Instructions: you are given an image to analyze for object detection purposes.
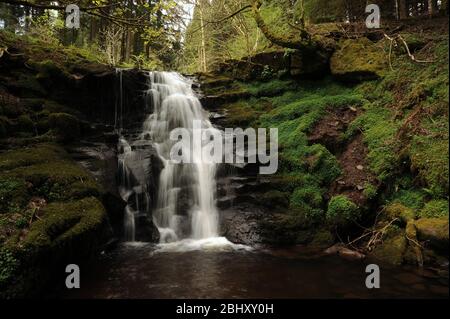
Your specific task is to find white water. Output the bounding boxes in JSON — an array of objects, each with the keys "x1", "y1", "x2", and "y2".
[{"x1": 118, "y1": 71, "x2": 223, "y2": 245}]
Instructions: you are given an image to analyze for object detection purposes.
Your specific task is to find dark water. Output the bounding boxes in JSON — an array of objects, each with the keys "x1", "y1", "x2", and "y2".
[{"x1": 63, "y1": 243, "x2": 448, "y2": 299}]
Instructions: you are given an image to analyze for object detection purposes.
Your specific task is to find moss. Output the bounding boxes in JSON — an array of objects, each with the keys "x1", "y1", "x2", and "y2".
[
  {"x1": 17, "y1": 115, "x2": 35, "y2": 133},
  {"x1": 290, "y1": 186, "x2": 323, "y2": 208},
  {"x1": 311, "y1": 229, "x2": 335, "y2": 248},
  {"x1": 0, "y1": 178, "x2": 28, "y2": 214},
  {"x1": 48, "y1": 112, "x2": 80, "y2": 141},
  {"x1": 43, "y1": 101, "x2": 81, "y2": 117},
  {"x1": 19, "y1": 197, "x2": 106, "y2": 249},
  {"x1": 372, "y1": 233, "x2": 407, "y2": 266},
  {"x1": 261, "y1": 210, "x2": 315, "y2": 244},
  {"x1": 363, "y1": 182, "x2": 378, "y2": 200},
  {"x1": 11, "y1": 72, "x2": 47, "y2": 96},
  {"x1": 410, "y1": 135, "x2": 449, "y2": 198},
  {"x1": 391, "y1": 189, "x2": 427, "y2": 210},
  {"x1": 384, "y1": 203, "x2": 416, "y2": 223},
  {"x1": 0, "y1": 144, "x2": 102, "y2": 203},
  {"x1": 305, "y1": 144, "x2": 341, "y2": 185},
  {"x1": 330, "y1": 38, "x2": 387, "y2": 81},
  {"x1": 290, "y1": 186, "x2": 324, "y2": 220},
  {"x1": 415, "y1": 218, "x2": 449, "y2": 248},
  {"x1": 326, "y1": 195, "x2": 359, "y2": 227},
  {"x1": 0, "y1": 143, "x2": 67, "y2": 171},
  {"x1": 225, "y1": 101, "x2": 261, "y2": 127},
  {"x1": 418, "y1": 200, "x2": 449, "y2": 219}
]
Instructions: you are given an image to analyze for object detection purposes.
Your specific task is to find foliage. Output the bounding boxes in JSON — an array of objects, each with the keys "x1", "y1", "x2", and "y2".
[{"x1": 0, "y1": 248, "x2": 19, "y2": 287}]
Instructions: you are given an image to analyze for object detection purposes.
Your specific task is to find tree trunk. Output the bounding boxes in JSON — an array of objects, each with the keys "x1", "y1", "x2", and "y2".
[
  {"x1": 398, "y1": 0, "x2": 408, "y2": 19},
  {"x1": 198, "y1": 1, "x2": 207, "y2": 72},
  {"x1": 428, "y1": 0, "x2": 437, "y2": 16}
]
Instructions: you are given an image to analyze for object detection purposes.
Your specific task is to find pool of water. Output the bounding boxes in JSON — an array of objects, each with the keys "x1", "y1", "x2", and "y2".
[{"x1": 62, "y1": 241, "x2": 448, "y2": 299}]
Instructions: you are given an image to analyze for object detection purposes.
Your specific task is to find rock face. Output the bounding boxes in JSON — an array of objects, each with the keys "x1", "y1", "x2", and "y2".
[
  {"x1": 330, "y1": 37, "x2": 387, "y2": 82},
  {"x1": 211, "y1": 48, "x2": 330, "y2": 81}
]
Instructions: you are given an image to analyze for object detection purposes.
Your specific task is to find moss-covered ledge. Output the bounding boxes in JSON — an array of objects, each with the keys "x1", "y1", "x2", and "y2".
[{"x1": 0, "y1": 143, "x2": 112, "y2": 298}]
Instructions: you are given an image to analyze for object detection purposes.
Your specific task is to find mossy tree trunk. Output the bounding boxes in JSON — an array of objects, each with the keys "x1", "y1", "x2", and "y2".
[{"x1": 250, "y1": 0, "x2": 314, "y2": 51}]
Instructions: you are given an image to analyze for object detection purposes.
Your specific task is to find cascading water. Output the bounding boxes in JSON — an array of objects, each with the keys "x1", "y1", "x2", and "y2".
[{"x1": 117, "y1": 71, "x2": 221, "y2": 244}]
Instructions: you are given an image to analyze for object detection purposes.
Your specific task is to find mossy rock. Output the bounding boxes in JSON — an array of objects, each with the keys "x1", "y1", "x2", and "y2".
[
  {"x1": 371, "y1": 233, "x2": 407, "y2": 266},
  {"x1": 0, "y1": 144, "x2": 102, "y2": 202},
  {"x1": 415, "y1": 218, "x2": 449, "y2": 250},
  {"x1": 330, "y1": 38, "x2": 387, "y2": 82},
  {"x1": 48, "y1": 112, "x2": 80, "y2": 141},
  {"x1": 384, "y1": 202, "x2": 416, "y2": 224},
  {"x1": 19, "y1": 197, "x2": 107, "y2": 249},
  {"x1": 261, "y1": 210, "x2": 314, "y2": 244},
  {"x1": 16, "y1": 114, "x2": 35, "y2": 133},
  {"x1": 326, "y1": 195, "x2": 360, "y2": 227},
  {"x1": 0, "y1": 143, "x2": 67, "y2": 171},
  {"x1": 310, "y1": 229, "x2": 335, "y2": 248}
]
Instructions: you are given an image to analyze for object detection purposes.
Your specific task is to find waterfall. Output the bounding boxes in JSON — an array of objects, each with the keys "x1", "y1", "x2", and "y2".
[{"x1": 117, "y1": 71, "x2": 219, "y2": 243}]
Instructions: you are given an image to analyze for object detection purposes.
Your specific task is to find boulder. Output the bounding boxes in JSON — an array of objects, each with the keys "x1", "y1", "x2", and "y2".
[
  {"x1": 371, "y1": 233, "x2": 407, "y2": 265},
  {"x1": 415, "y1": 218, "x2": 449, "y2": 250},
  {"x1": 330, "y1": 37, "x2": 387, "y2": 82}
]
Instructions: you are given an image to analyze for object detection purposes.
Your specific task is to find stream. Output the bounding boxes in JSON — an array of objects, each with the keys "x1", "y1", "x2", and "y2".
[{"x1": 63, "y1": 243, "x2": 448, "y2": 299}]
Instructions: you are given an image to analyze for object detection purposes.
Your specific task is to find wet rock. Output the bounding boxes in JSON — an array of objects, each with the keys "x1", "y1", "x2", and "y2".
[
  {"x1": 324, "y1": 243, "x2": 366, "y2": 260},
  {"x1": 134, "y1": 213, "x2": 160, "y2": 243},
  {"x1": 219, "y1": 205, "x2": 269, "y2": 245}
]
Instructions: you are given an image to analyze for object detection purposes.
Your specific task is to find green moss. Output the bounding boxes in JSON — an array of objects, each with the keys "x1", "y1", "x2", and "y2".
[
  {"x1": 311, "y1": 229, "x2": 335, "y2": 247},
  {"x1": 418, "y1": 200, "x2": 449, "y2": 219},
  {"x1": 225, "y1": 101, "x2": 261, "y2": 127},
  {"x1": 363, "y1": 182, "x2": 378, "y2": 200},
  {"x1": 11, "y1": 72, "x2": 47, "y2": 96},
  {"x1": 410, "y1": 135, "x2": 449, "y2": 198},
  {"x1": 17, "y1": 115, "x2": 35, "y2": 133},
  {"x1": 20, "y1": 197, "x2": 106, "y2": 249},
  {"x1": 0, "y1": 144, "x2": 102, "y2": 202},
  {"x1": 384, "y1": 203, "x2": 416, "y2": 223},
  {"x1": 415, "y1": 218, "x2": 449, "y2": 249},
  {"x1": 305, "y1": 144, "x2": 341, "y2": 185},
  {"x1": 43, "y1": 101, "x2": 81, "y2": 117},
  {"x1": 391, "y1": 189, "x2": 427, "y2": 210},
  {"x1": 48, "y1": 112, "x2": 80, "y2": 141},
  {"x1": 0, "y1": 143, "x2": 66, "y2": 171},
  {"x1": 372, "y1": 233, "x2": 407, "y2": 266},
  {"x1": 290, "y1": 186, "x2": 324, "y2": 220},
  {"x1": 0, "y1": 178, "x2": 28, "y2": 214},
  {"x1": 326, "y1": 195, "x2": 359, "y2": 227}
]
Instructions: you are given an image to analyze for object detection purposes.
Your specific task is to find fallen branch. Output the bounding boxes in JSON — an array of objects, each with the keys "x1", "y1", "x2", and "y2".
[{"x1": 383, "y1": 33, "x2": 436, "y2": 69}]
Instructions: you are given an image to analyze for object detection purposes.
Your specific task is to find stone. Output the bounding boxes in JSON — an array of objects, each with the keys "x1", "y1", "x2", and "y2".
[
  {"x1": 415, "y1": 218, "x2": 449, "y2": 250},
  {"x1": 330, "y1": 37, "x2": 387, "y2": 82}
]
